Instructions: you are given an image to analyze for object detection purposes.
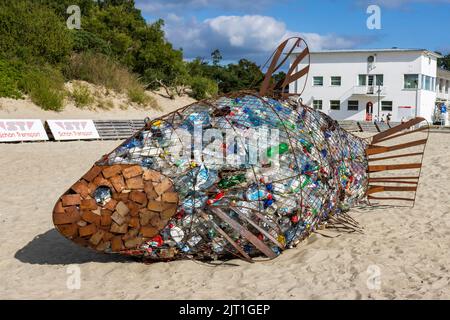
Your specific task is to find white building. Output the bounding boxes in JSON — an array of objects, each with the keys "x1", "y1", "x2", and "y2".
[
  {"x1": 289, "y1": 49, "x2": 449, "y2": 123},
  {"x1": 437, "y1": 68, "x2": 450, "y2": 124}
]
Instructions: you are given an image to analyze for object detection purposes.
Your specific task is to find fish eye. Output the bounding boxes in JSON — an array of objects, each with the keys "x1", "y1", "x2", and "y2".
[{"x1": 93, "y1": 186, "x2": 112, "y2": 206}]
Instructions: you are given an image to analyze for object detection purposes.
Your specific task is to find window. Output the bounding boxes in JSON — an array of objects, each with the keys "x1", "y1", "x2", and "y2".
[
  {"x1": 425, "y1": 76, "x2": 431, "y2": 91},
  {"x1": 358, "y1": 74, "x2": 383, "y2": 86},
  {"x1": 313, "y1": 76, "x2": 323, "y2": 86},
  {"x1": 381, "y1": 101, "x2": 393, "y2": 111},
  {"x1": 404, "y1": 74, "x2": 418, "y2": 89},
  {"x1": 348, "y1": 100, "x2": 359, "y2": 111},
  {"x1": 375, "y1": 74, "x2": 384, "y2": 86},
  {"x1": 313, "y1": 100, "x2": 322, "y2": 110},
  {"x1": 446, "y1": 81, "x2": 449, "y2": 94},
  {"x1": 330, "y1": 100, "x2": 340, "y2": 110},
  {"x1": 421, "y1": 75, "x2": 435, "y2": 91},
  {"x1": 331, "y1": 76, "x2": 341, "y2": 86},
  {"x1": 358, "y1": 75, "x2": 366, "y2": 86}
]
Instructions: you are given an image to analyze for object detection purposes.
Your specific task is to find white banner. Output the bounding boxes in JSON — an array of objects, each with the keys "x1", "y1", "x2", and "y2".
[
  {"x1": 0, "y1": 119, "x2": 49, "y2": 142},
  {"x1": 47, "y1": 120, "x2": 100, "y2": 140}
]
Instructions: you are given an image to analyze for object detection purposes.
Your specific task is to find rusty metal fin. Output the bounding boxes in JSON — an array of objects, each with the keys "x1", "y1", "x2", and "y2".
[
  {"x1": 365, "y1": 117, "x2": 429, "y2": 207},
  {"x1": 259, "y1": 37, "x2": 310, "y2": 98}
]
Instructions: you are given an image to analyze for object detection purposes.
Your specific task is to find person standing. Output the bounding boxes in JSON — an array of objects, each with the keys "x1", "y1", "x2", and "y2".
[{"x1": 386, "y1": 113, "x2": 391, "y2": 126}]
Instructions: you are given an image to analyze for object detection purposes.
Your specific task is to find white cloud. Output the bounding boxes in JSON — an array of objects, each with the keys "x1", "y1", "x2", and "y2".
[
  {"x1": 165, "y1": 14, "x2": 378, "y2": 61},
  {"x1": 204, "y1": 15, "x2": 288, "y2": 52},
  {"x1": 135, "y1": 0, "x2": 280, "y2": 14}
]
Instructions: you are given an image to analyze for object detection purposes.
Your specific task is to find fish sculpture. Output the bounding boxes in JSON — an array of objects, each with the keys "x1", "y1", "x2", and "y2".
[{"x1": 52, "y1": 38, "x2": 429, "y2": 262}]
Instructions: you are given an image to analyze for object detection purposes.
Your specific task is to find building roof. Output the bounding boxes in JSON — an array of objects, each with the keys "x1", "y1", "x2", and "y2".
[{"x1": 292, "y1": 48, "x2": 443, "y2": 58}]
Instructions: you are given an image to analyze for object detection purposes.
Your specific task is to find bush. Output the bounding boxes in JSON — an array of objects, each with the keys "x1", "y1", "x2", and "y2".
[
  {"x1": 189, "y1": 76, "x2": 219, "y2": 100},
  {"x1": 71, "y1": 30, "x2": 112, "y2": 56},
  {"x1": 20, "y1": 67, "x2": 66, "y2": 111},
  {"x1": 0, "y1": 59, "x2": 23, "y2": 99},
  {"x1": 72, "y1": 85, "x2": 94, "y2": 108}
]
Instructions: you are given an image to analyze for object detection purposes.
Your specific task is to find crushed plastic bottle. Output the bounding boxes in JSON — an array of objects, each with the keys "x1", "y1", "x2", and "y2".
[
  {"x1": 194, "y1": 165, "x2": 218, "y2": 191},
  {"x1": 267, "y1": 142, "x2": 289, "y2": 158},
  {"x1": 218, "y1": 174, "x2": 246, "y2": 189}
]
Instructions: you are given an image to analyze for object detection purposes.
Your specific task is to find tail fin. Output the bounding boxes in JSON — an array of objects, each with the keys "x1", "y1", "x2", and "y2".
[{"x1": 365, "y1": 117, "x2": 430, "y2": 207}]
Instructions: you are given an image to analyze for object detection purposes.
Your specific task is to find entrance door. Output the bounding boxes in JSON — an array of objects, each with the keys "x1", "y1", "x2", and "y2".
[{"x1": 366, "y1": 102, "x2": 373, "y2": 121}]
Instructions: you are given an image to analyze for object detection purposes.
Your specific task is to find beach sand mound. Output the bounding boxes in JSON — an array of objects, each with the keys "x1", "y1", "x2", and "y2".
[{"x1": 0, "y1": 81, "x2": 196, "y2": 120}]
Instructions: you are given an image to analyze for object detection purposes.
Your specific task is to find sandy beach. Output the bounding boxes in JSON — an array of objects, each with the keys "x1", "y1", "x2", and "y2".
[{"x1": 0, "y1": 97, "x2": 449, "y2": 300}]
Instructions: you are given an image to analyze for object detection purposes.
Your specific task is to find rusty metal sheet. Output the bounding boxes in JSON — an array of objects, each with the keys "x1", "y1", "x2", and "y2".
[
  {"x1": 367, "y1": 185, "x2": 418, "y2": 195},
  {"x1": 371, "y1": 117, "x2": 426, "y2": 144},
  {"x1": 210, "y1": 208, "x2": 277, "y2": 259},
  {"x1": 368, "y1": 163, "x2": 422, "y2": 172},
  {"x1": 368, "y1": 196, "x2": 415, "y2": 202},
  {"x1": 367, "y1": 139, "x2": 428, "y2": 156},
  {"x1": 199, "y1": 211, "x2": 253, "y2": 262},
  {"x1": 230, "y1": 208, "x2": 285, "y2": 250},
  {"x1": 368, "y1": 152, "x2": 424, "y2": 162}
]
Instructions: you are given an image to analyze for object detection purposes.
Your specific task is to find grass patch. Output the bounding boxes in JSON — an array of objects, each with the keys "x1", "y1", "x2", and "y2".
[
  {"x1": 20, "y1": 66, "x2": 65, "y2": 111},
  {"x1": 71, "y1": 84, "x2": 94, "y2": 108},
  {"x1": 65, "y1": 52, "x2": 158, "y2": 109},
  {"x1": 127, "y1": 86, "x2": 148, "y2": 105},
  {"x1": 66, "y1": 52, "x2": 140, "y2": 91},
  {"x1": 97, "y1": 99, "x2": 114, "y2": 110},
  {"x1": 127, "y1": 86, "x2": 158, "y2": 108}
]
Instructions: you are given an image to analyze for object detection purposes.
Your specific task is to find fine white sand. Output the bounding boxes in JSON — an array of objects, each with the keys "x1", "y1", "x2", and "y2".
[{"x1": 0, "y1": 99, "x2": 449, "y2": 299}]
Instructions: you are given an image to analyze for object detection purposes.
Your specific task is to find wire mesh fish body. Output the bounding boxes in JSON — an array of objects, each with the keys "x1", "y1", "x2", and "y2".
[{"x1": 53, "y1": 94, "x2": 370, "y2": 262}]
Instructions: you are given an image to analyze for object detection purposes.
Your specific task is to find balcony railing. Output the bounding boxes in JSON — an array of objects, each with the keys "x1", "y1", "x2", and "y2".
[
  {"x1": 352, "y1": 85, "x2": 387, "y2": 96},
  {"x1": 437, "y1": 90, "x2": 449, "y2": 100}
]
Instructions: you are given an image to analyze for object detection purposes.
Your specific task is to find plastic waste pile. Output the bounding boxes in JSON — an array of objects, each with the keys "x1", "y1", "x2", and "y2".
[{"x1": 96, "y1": 94, "x2": 369, "y2": 261}]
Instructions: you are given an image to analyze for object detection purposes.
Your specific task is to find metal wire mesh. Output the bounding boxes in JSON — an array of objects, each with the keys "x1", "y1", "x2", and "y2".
[{"x1": 97, "y1": 93, "x2": 369, "y2": 261}]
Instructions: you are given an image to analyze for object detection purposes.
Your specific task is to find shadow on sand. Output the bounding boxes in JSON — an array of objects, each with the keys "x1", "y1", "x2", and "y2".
[{"x1": 15, "y1": 229, "x2": 131, "y2": 265}]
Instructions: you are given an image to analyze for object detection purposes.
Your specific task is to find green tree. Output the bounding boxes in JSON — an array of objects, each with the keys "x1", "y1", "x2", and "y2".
[
  {"x1": 25, "y1": 0, "x2": 96, "y2": 17},
  {"x1": 211, "y1": 49, "x2": 223, "y2": 66},
  {"x1": 219, "y1": 59, "x2": 264, "y2": 93},
  {"x1": 81, "y1": 4, "x2": 186, "y2": 88},
  {"x1": 273, "y1": 71, "x2": 287, "y2": 85},
  {"x1": 0, "y1": 1, "x2": 73, "y2": 65},
  {"x1": 438, "y1": 53, "x2": 450, "y2": 70}
]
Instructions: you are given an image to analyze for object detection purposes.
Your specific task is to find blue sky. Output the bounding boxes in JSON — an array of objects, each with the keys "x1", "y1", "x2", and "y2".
[{"x1": 135, "y1": 0, "x2": 450, "y2": 63}]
